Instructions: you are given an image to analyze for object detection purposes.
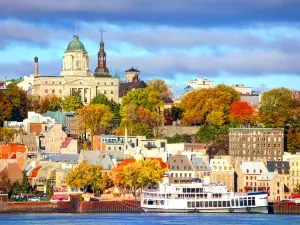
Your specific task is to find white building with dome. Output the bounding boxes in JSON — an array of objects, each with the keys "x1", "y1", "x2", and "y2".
[{"x1": 32, "y1": 35, "x2": 119, "y2": 104}]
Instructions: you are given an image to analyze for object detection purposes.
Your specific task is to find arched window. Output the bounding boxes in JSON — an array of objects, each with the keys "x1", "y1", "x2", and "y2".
[
  {"x1": 246, "y1": 169, "x2": 249, "y2": 173},
  {"x1": 177, "y1": 166, "x2": 179, "y2": 170}
]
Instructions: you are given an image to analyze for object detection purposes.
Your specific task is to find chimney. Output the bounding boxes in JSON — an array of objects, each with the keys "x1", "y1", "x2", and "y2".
[{"x1": 34, "y1": 56, "x2": 39, "y2": 77}]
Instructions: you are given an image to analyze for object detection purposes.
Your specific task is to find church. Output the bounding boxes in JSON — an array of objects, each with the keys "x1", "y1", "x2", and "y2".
[{"x1": 32, "y1": 35, "x2": 120, "y2": 103}]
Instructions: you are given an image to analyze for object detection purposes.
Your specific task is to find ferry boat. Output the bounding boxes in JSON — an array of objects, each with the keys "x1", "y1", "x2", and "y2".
[{"x1": 141, "y1": 172, "x2": 268, "y2": 213}]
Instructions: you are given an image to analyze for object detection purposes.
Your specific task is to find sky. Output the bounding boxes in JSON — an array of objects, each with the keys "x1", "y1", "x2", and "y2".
[{"x1": 1, "y1": 0, "x2": 300, "y2": 97}]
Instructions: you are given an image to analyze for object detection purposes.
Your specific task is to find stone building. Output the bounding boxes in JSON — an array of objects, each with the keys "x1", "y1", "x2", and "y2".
[
  {"x1": 167, "y1": 155, "x2": 195, "y2": 183},
  {"x1": 229, "y1": 128, "x2": 284, "y2": 163},
  {"x1": 32, "y1": 35, "x2": 119, "y2": 103},
  {"x1": 210, "y1": 159, "x2": 235, "y2": 192},
  {"x1": 289, "y1": 156, "x2": 300, "y2": 191}
]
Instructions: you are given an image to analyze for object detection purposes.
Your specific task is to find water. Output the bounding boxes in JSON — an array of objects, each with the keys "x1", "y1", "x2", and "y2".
[{"x1": 0, "y1": 213, "x2": 299, "y2": 225}]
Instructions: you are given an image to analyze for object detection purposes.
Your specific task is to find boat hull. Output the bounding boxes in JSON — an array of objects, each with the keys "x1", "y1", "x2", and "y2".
[{"x1": 142, "y1": 206, "x2": 268, "y2": 214}]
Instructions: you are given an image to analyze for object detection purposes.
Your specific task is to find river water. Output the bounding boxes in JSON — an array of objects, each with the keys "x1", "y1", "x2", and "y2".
[{"x1": 0, "y1": 213, "x2": 299, "y2": 225}]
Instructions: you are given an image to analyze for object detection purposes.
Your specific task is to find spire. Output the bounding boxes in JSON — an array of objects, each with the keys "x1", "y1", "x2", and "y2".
[
  {"x1": 114, "y1": 70, "x2": 121, "y2": 81},
  {"x1": 94, "y1": 30, "x2": 110, "y2": 77}
]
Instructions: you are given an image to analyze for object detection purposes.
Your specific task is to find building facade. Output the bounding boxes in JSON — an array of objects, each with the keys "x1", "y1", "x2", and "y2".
[
  {"x1": 289, "y1": 156, "x2": 300, "y2": 191},
  {"x1": 229, "y1": 128, "x2": 284, "y2": 162},
  {"x1": 210, "y1": 159, "x2": 235, "y2": 192},
  {"x1": 32, "y1": 35, "x2": 119, "y2": 103}
]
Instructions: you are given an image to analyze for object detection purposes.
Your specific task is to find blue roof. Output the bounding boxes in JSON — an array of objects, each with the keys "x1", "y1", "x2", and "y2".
[{"x1": 191, "y1": 158, "x2": 210, "y2": 171}]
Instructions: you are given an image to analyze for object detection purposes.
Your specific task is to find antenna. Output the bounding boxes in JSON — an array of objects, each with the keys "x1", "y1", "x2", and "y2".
[
  {"x1": 99, "y1": 28, "x2": 105, "y2": 41},
  {"x1": 74, "y1": 21, "x2": 78, "y2": 35}
]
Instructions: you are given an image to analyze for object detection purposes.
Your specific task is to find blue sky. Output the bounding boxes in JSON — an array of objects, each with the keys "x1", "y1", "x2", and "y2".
[{"x1": 1, "y1": 0, "x2": 300, "y2": 97}]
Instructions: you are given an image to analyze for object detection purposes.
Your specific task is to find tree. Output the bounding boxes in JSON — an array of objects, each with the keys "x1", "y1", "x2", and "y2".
[
  {"x1": 91, "y1": 93, "x2": 121, "y2": 125},
  {"x1": 77, "y1": 104, "x2": 112, "y2": 139},
  {"x1": 229, "y1": 101, "x2": 254, "y2": 125},
  {"x1": 0, "y1": 127, "x2": 17, "y2": 142},
  {"x1": 11, "y1": 181, "x2": 21, "y2": 195},
  {"x1": 0, "y1": 170, "x2": 11, "y2": 194},
  {"x1": 63, "y1": 95, "x2": 82, "y2": 112},
  {"x1": 66, "y1": 162, "x2": 108, "y2": 193},
  {"x1": 27, "y1": 95, "x2": 41, "y2": 112},
  {"x1": 46, "y1": 180, "x2": 53, "y2": 198},
  {"x1": 112, "y1": 159, "x2": 166, "y2": 197},
  {"x1": 215, "y1": 84, "x2": 240, "y2": 102},
  {"x1": 181, "y1": 87, "x2": 238, "y2": 125},
  {"x1": 287, "y1": 129, "x2": 300, "y2": 154},
  {"x1": 39, "y1": 95, "x2": 63, "y2": 113},
  {"x1": 0, "y1": 84, "x2": 28, "y2": 125},
  {"x1": 206, "y1": 111, "x2": 225, "y2": 126},
  {"x1": 260, "y1": 88, "x2": 297, "y2": 127},
  {"x1": 166, "y1": 134, "x2": 192, "y2": 144}
]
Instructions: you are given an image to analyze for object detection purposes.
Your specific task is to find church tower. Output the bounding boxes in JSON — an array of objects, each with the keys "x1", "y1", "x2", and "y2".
[{"x1": 94, "y1": 38, "x2": 111, "y2": 77}]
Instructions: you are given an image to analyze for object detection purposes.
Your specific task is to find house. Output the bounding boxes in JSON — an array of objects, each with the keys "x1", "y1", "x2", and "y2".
[
  {"x1": 191, "y1": 157, "x2": 210, "y2": 180},
  {"x1": 0, "y1": 163, "x2": 23, "y2": 184},
  {"x1": 40, "y1": 124, "x2": 67, "y2": 153},
  {"x1": 167, "y1": 155, "x2": 195, "y2": 183},
  {"x1": 210, "y1": 159, "x2": 235, "y2": 192},
  {"x1": 60, "y1": 137, "x2": 79, "y2": 154}
]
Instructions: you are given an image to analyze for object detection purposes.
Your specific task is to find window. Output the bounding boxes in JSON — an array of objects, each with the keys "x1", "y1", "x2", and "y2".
[
  {"x1": 59, "y1": 89, "x2": 62, "y2": 94},
  {"x1": 45, "y1": 89, "x2": 48, "y2": 93},
  {"x1": 111, "y1": 82, "x2": 113, "y2": 85},
  {"x1": 111, "y1": 91, "x2": 113, "y2": 94},
  {"x1": 104, "y1": 90, "x2": 107, "y2": 94},
  {"x1": 52, "y1": 89, "x2": 55, "y2": 93}
]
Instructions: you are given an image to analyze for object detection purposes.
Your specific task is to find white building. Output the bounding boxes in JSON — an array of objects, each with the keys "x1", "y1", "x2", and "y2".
[{"x1": 32, "y1": 35, "x2": 119, "y2": 103}]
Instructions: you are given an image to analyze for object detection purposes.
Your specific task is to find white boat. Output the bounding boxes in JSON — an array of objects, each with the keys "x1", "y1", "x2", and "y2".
[{"x1": 141, "y1": 173, "x2": 268, "y2": 213}]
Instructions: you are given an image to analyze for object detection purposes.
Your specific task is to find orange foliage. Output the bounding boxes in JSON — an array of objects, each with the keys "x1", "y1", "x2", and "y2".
[{"x1": 229, "y1": 101, "x2": 254, "y2": 124}]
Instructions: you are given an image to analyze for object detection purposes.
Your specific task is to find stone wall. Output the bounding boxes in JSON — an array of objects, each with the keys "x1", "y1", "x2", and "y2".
[{"x1": 159, "y1": 126, "x2": 200, "y2": 137}]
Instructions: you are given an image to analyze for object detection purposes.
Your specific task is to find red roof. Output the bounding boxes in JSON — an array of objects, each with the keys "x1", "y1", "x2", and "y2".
[
  {"x1": 30, "y1": 166, "x2": 41, "y2": 178},
  {"x1": 61, "y1": 137, "x2": 73, "y2": 148}
]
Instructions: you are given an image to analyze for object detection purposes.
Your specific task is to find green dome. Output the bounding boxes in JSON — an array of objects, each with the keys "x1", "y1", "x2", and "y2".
[{"x1": 66, "y1": 35, "x2": 86, "y2": 51}]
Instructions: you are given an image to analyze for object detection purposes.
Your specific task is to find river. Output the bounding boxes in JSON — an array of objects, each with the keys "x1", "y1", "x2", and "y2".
[{"x1": 0, "y1": 213, "x2": 299, "y2": 225}]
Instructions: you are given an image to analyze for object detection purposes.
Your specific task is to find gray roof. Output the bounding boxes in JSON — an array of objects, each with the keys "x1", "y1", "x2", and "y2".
[
  {"x1": 80, "y1": 150, "x2": 129, "y2": 165},
  {"x1": 167, "y1": 155, "x2": 194, "y2": 171},
  {"x1": 267, "y1": 161, "x2": 290, "y2": 174},
  {"x1": 191, "y1": 158, "x2": 210, "y2": 171},
  {"x1": 45, "y1": 154, "x2": 79, "y2": 164}
]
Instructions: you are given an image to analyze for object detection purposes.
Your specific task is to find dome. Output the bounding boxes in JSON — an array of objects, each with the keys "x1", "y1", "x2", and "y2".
[{"x1": 66, "y1": 35, "x2": 86, "y2": 51}]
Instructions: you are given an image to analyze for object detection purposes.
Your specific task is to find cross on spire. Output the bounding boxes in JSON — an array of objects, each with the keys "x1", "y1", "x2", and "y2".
[{"x1": 99, "y1": 28, "x2": 105, "y2": 41}]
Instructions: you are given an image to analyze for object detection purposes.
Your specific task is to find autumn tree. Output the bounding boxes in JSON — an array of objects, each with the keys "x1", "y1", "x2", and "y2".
[
  {"x1": 39, "y1": 95, "x2": 63, "y2": 113},
  {"x1": 0, "y1": 84, "x2": 28, "y2": 125},
  {"x1": 229, "y1": 101, "x2": 255, "y2": 125},
  {"x1": 77, "y1": 104, "x2": 112, "y2": 139},
  {"x1": 63, "y1": 95, "x2": 82, "y2": 112},
  {"x1": 66, "y1": 162, "x2": 109, "y2": 193},
  {"x1": 166, "y1": 134, "x2": 192, "y2": 144},
  {"x1": 27, "y1": 95, "x2": 41, "y2": 112},
  {"x1": 112, "y1": 159, "x2": 166, "y2": 196},
  {"x1": 287, "y1": 129, "x2": 300, "y2": 154},
  {"x1": 181, "y1": 87, "x2": 239, "y2": 125},
  {"x1": 0, "y1": 127, "x2": 19, "y2": 142},
  {"x1": 91, "y1": 93, "x2": 121, "y2": 125},
  {"x1": 293, "y1": 183, "x2": 300, "y2": 194}
]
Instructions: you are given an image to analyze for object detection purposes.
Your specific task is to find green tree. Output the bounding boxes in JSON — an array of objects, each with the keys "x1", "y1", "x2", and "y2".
[
  {"x1": 11, "y1": 181, "x2": 21, "y2": 195},
  {"x1": 39, "y1": 95, "x2": 63, "y2": 113},
  {"x1": 166, "y1": 134, "x2": 192, "y2": 143},
  {"x1": 46, "y1": 180, "x2": 53, "y2": 198},
  {"x1": 206, "y1": 111, "x2": 225, "y2": 126},
  {"x1": 63, "y1": 95, "x2": 83, "y2": 112},
  {"x1": 287, "y1": 129, "x2": 300, "y2": 154},
  {"x1": 0, "y1": 127, "x2": 17, "y2": 142}
]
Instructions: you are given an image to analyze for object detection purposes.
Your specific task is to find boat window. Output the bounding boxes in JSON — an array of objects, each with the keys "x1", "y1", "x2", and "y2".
[
  {"x1": 248, "y1": 198, "x2": 252, "y2": 206},
  {"x1": 227, "y1": 201, "x2": 230, "y2": 207},
  {"x1": 231, "y1": 199, "x2": 234, "y2": 207},
  {"x1": 218, "y1": 201, "x2": 222, "y2": 207},
  {"x1": 196, "y1": 188, "x2": 200, "y2": 193},
  {"x1": 205, "y1": 201, "x2": 208, "y2": 208},
  {"x1": 148, "y1": 200, "x2": 154, "y2": 205},
  {"x1": 252, "y1": 197, "x2": 255, "y2": 206},
  {"x1": 204, "y1": 194, "x2": 207, "y2": 198},
  {"x1": 222, "y1": 201, "x2": 226, "y2": 207},
  {"x1": 191, "y1": 188, "x2": 195, "y2": 193},
  {"x1": 199, "y1": 201, "x2": 203, "y2": 207},
  {"x1": 236, "y1": 199, "x2": 239, "y2": 207},
  {"x1": 196, "y1": 202, "x2": 200, "y2": 207},
  {"x1": 183, "y1": 188, "x2": 187, "y2": 193},
  {"x1": 200, "y1": 188, "x2": 203, "y2": 193},
  {"x1": 240, "y1": 198, "x2": 244, "y2": 206},
  {"x1": 244, "y1": 198, "x2": 248, "y2": 206},
  {"x1": 213, "y1": 201, "x2": 217, "y2": 207},
  {"x1": 187, "y1": 201, "x2": 192, "y2": 208},
  {"x1": 209, "y1": 201, "x2": 213, "y2": 207},
  {"x1": 192, "y1": 202, "x2": 195, "y2": 208},
  {"x1": 143, "y1": 199, "x2": 147, "y2": 205}
]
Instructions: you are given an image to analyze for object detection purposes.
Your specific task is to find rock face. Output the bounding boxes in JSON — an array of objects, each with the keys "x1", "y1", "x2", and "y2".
[{"x1": 159, "y1": 126, "x2": 200, "y2": 137}]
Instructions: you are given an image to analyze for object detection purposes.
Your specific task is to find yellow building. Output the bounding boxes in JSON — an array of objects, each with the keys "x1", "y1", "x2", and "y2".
[{"x1": 289, "y1": 156, "x2": 300, "y2": 192}]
